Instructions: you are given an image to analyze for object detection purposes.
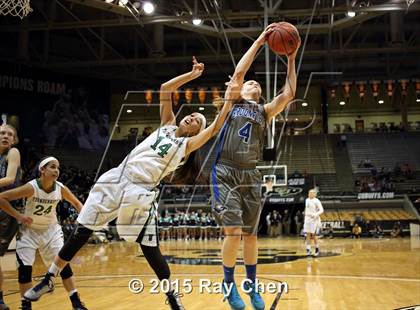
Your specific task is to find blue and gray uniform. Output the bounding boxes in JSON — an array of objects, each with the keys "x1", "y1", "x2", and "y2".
[
  {"x1": 0, "y1": 148, "x2": 22, "y2": 256},
  {"x1": 211, "y1": 100, "x2": 266, "y2": 234}
]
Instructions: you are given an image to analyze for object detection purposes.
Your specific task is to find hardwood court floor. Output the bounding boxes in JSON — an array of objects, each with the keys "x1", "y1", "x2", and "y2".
[{"x1": 2, "y1": 237, "x2": 419, "y2": 310}]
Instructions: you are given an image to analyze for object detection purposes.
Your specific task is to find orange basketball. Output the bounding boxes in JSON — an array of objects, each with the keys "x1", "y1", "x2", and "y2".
[{"x1": 267, "y1": 22, "x2": 301, "y2": 55}]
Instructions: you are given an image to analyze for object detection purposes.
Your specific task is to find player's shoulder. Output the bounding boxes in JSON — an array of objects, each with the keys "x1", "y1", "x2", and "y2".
[
  {"x1": 7, "y1": 147, "x2": 20, "y2": 158},
  {"x1": 56, "y1": 181, "x2": 65, "y2": 188},
  {"x1": 27, "y1": 179, "x2": 38, "y2": 188},
  {"x1": 161, "y1": 124, "x2": 178, "y2": 132}
]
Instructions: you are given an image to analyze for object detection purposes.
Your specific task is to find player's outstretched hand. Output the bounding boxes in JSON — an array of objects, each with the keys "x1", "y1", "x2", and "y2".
[
  {"x1": 224, "y1": 75, "x2": 242, "y2": 100},
  {"x1": 191, "y1": 56, "x2": 205, "y2": 78},
  {"x1": 288, "y1": 40, "x2": 301, "y2": 60},
  {"x1": 256, "y1": 24, "x2": 276, "y2": 46}
]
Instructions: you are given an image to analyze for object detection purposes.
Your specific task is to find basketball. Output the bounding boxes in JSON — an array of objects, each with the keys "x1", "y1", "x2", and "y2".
[{"x1": 267, "y1": 22, "x2": 301, "y2": 55}]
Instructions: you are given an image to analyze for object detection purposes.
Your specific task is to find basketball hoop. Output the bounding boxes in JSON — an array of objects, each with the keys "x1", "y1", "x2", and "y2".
[
  {"x1": 0, "y1": 0, "x2": 32, "y2": 19},
  {"x1": 406, "y1": 0, "x2": 415, "y2": 9}
]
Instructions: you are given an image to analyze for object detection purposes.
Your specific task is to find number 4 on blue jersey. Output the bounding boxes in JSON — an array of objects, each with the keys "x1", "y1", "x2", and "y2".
[{"x1": 238, "y1": 122, "x2": 252, "y2": 143}]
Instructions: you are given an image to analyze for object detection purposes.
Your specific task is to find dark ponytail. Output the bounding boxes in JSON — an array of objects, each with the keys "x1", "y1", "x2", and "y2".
[
  {"x1": 170, "y1": 150, "x2": 208, "y2": 185},
  {"x1": 170, "y1": 135, "x2": 220, "y2": 185}
]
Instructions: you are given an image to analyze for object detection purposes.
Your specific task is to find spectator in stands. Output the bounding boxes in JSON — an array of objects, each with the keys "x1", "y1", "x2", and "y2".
[
  {"x1": 42, "y1": 91, "x2": 110, "y2": 150},
  {"x1": 138, "y1": 126, "x2": 154, "y2": 144},
  {"x1": 43, "y1": 111, "x2": 59, "y2": 147},
  {"x1": 384, "y1": 181, "x2": 395, "y2": 192},
  {"x1": 282, "y1": 209, "x2": 291, "y2": 235},
  {"x1": 402, "y1": 163, "x2": 413, "y2": 179},
  {"x1": 294, "y1": 210, "x2": 303, "y2": 236},
  {"x1": 340, "y1": 134, "x2": 347, "y2": 147},
  {"x1": 325, "y1": 224, "x2": 334, "y2": 239},
  {"x1": 393, "y1": 163, "x2": 402, "y2": 179},
  {"x1": 126, "y1": 128, "x2": 138, "y2": 151},
  {"x1": 379, "y1": 123, "x2": 388, "y2": 132},
  {"x1": 370, "y1": 166, "x2": 378, "y2": 178},
  {"x1": 352, "y1": 223, "x2": 362, "y2": 239},
  {"x1": 266, "y1": 212, "x2": 272, "y2": 237},
  {"x1": 291, "y1": 170, "x2": 301, "y2": 178},
  {"x1": 391, "y1": 221, "x2": 402, "y2": 238},
  {"x1": 270, "y1": 211, "x2": 281, "y2": 237},
  {"x1": 373, "y1": 223, "x2": 384, "y2": 238},
  {"x1": 363, "y1": 159, "x2": 373, "y2": 168},
  {"x1": 389, "y1": 123, "x2": 398, "y2": 132}
]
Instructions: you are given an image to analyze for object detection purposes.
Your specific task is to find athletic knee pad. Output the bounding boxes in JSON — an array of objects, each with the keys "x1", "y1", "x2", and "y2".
[
  {"x1": 60, "y1": 264, "x2": 73, "y2": 280},
  {"x1": 59, "y1": 224, "x2": 93, "y2": 262},
  {"x1": 16, "y1": 253, "x2": 32, "y2": 283},
  {"x1": 140, "y1": 244, "x2": 170, "y2": 280},
  {"x1": 18, "y1": 265, "x2": 32, "y2": 283}
]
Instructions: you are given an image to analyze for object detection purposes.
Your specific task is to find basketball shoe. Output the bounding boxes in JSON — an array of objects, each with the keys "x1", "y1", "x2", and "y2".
[
  {"x1": 222, "y1": 281, "x2": 245, "y2": 310},
  {"x1": 243, "y1": 281, "x2": 265, "y2": 310},
  {"x1": 70, "y1": 292, "x2": 88, "y2": 310},
  {"x1": 165, "y1": 291, "x2": 185, "y2": 310},
  {"x1": 23, "y1": 273, "x2": 54, "y2": 301}
]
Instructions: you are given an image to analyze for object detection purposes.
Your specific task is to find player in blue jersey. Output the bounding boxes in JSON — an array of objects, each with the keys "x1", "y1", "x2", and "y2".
[
  {"x1": 211, "y1": 27, "x2": 299, "y2": 310},
  {"x1": 0, "y1": 124, "x2": 22, "y2": 310}
]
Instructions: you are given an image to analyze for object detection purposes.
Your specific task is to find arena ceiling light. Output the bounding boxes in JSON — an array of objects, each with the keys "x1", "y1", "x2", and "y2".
[
  {"x1": 339, "y1": 101, "x2": 345, "y2": 105},
  {"x1": 142, "y1": 1, "x2": 155, "y2": 15},
  {"x1": 192, "y1": 17, "x2": 203, "y2": 26},
  {"x1": 378, "y1": 100, "x2": 384, "y2": 104},
  {"x1": 416, "y1": 98, "x2": 420, "y2": 103},
  {"x1": 127, "y1": 109, "x2": 133, "y2": 113},
  {"x1": 302, "y1": 102, "x2": 308, "y2": 107},
  {"x1": 346, "y1": 10, "x2": 356, "y2": 17},
  {"x1": 199, "y1": 107, "x2": 205, "y2": 111}
]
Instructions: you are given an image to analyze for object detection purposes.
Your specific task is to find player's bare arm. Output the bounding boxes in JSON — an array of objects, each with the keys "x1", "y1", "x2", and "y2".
[
  {"x1": 160, "y1": 56, "x2": 205, "y2": 126},
  {"x1": 0, "y1": 183, "x2": 34, "y2": 224},
  {"x1": 231, "y1": 25, "x2": 275, "y2": 84},
  {"x1": 264, "y1": 42, "x2": 300, "y2": 122},
  {"x1": 61, "y1": 185, "x2": 84, "y2": 213},
  {"x1": 0, "y1": 148, "x2": 20, "y2": 187}
]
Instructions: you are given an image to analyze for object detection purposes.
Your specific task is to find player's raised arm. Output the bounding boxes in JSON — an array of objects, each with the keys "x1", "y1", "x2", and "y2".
[
  {"x1": 0, "y1": 184, "x2": 34, "y2": 225},
  {"x1": 231, "y1": 25, "x2": 275, "y2": 84},
  {"x1": 160, "y1": 56, "x2": 205, "y2": 126},
  {"x1": 264, "y1": 43, "x2": 300, "y2": 121}
]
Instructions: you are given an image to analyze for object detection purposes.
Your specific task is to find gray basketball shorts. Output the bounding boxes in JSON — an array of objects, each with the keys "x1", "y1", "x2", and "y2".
[
  {"x1": 0, "y1": 201, "x2": 22, "y2": 256},
  {"x1": 210, "y1": 164, "x2": 263, "y2": 234}
]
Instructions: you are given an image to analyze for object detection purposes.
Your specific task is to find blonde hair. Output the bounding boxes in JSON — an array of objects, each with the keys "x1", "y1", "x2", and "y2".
[{"x1": 0, "y1": 124, "x2": 19, "y2": 145}]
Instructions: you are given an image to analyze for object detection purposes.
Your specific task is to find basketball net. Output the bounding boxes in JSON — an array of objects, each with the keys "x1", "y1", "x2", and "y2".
[
  {"x1": 0, "y1": 0, "x2": 32, "y2": 19},
  {"x1": 406, "y1": 0, "x2": 415, "y2": 8}
]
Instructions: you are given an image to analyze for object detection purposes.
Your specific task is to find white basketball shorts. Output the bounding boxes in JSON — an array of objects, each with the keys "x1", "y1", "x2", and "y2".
[
  {"x1": 77, "y1": 167, "x2": 159, "y2": 246},
  {"x1": 16, "y1": 224, "x2": 64, "y2": 266},
  {"x1": 303, "y1": 218, "x2": 321, "y2": 234}
]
